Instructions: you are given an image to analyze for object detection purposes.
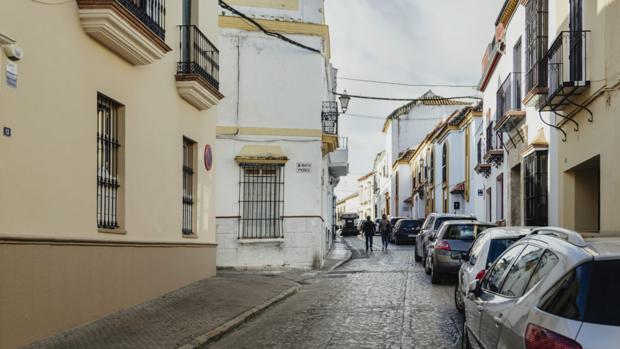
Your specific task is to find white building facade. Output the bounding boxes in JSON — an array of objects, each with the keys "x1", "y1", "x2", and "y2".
[
  {"x1": 215, "y1": 0, "x2": 348, "y2": 270},
  {"x1": 474, "y1": 0, "x2": 554, "y2": 227}
]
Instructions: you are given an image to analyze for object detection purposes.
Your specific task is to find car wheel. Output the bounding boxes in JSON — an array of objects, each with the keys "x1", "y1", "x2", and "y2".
[
  {"x1": 414, "y1": 248, "x2": 422, "y2": 262},
  {"x1": 425, "y1": 256, "x2": 431, "y2": 275},
  {"x1": 454, "y1": 285, "x2": 465, "y2": 314},
  {"x1": 430, "y1": 259, "x2": 441, "y2": 284}
]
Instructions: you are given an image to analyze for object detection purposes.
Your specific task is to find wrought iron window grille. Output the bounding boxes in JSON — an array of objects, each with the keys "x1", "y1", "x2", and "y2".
[
  {"x1": 182, "y1": 137, "x2": 196, "y2": 235},
  {"x1": 118, "y1": 0, "x2": 166, "y2": 39},
  {"x1": 97, "y1": 93, "x2": 122, "y2": 230},
  {"x1": 238, "y1": 164, "x2": 285, "y2": 239}
]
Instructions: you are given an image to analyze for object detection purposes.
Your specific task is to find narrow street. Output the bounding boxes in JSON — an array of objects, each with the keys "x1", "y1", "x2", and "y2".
[{"x1": 209, "y1": 236, "x2": 463, "y2": 349}]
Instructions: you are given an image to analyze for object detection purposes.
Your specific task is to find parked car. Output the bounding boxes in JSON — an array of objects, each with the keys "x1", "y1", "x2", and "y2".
[
  {"x1": 462, "y1": 228, "x2": 620, "y2": 349},
  {"x1": 390, "y1": 219, "x2": 424, "y2": 244},
  {"x1": 415, "y1": 213, "x2": 476, "y2": 263},
  {"x1": 454, "y1": 226, "x2": 531, "y2": 313},
  {"x1": 425, "y1": 221, "x2": 495, "y2": 284},
  {"x1": 339, "y1": 213, "x2": 359, "y2": 236}
]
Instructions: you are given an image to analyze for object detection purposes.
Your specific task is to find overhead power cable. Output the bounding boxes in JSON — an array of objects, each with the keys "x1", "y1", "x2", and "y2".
[
  {"x1": 333, "y1": 90, "x2": 481, "y2": 102},
  {"x1": 219, "y1": 0, "x2": 322, "y2": 54},
  {"x1": 338, "y1": 77, "x2": 476, "y2": 88}
]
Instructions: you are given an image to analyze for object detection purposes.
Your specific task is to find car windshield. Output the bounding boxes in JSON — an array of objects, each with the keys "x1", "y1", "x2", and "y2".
[
  {"x1": 442, "y1": 224, "x2": 493, "y2": 241},
  {"x1": 486, "y1": 238, "x2": 520, "y2": 265},
  {"x1": 540, "y1": 260, "x2": 620, "y2": 327},
  {"x1": 400, "y1": 220, "x2": 420, "y2": 229},
  {"x1": 434, "y1": 217, "x2": 475, "y2": 230}
]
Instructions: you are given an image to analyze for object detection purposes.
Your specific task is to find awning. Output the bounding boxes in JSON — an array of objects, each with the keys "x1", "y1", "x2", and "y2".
[
  {"x1": 235, "y1": 145, "x2": 288, "y2": 164},
  {"x1": 450, "y1": 182, "x2": 465, "y2": 194}
]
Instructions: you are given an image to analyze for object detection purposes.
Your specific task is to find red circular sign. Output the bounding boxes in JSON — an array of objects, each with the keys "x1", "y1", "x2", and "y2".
[{"x1": 204, "y1": 144, "x2": 213, "y2": 171}]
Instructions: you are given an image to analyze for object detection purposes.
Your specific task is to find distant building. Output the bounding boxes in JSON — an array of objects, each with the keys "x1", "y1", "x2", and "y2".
[
  {"x1": 372, "y1": 151, "x2": 389, "y2": 217},
  {"x1": 357, "y1": 171, "x2": 376, "y2": 220},
  {"x1": 336, "y1": 192, "x2": 360, "y2": 222}
]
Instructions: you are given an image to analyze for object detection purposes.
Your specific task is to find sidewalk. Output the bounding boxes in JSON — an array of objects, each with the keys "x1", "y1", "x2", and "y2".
[{"x1": 24, "y1": 240, "x2": 352, "y2": 349}]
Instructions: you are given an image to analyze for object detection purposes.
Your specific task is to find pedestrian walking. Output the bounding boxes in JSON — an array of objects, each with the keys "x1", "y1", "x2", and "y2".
[
  {"x1": 362, "y1": 215, "x2": 376, "y2": 253},
  {"x1": 379, "y1": 214, "x2": 391, "y2": 251}
]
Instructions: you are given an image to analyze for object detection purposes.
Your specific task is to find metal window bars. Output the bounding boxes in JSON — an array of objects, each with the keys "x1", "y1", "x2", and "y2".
[
  {"x1": 177, "y1": 25, "x2": 220, "y2": 90},
  {"x1": 321, "y1": 101, "x2": 339, "y2": 135},
  {"x1": 238, "y1": 164, "x2": 285, "y2": 239},
  {"x1": 182, "y1": 137, "x2": 196, "y2": 235},
  {"x1": 545, "y1": 30, "x2": 589, "y2": 100},
  {"x1": 97, "y1": 94, "x2": 121, "y2": 230},
  {"x1": 525, "y1": 0, "x2": 549, "y2": 93},
  {"x1": 486, "y1": 121, "x2": 503, "y2": 152},
  {"x1": 117, "y1": 0, "x2": 166, "y2": 39},
  {"x1": 496, "y1": 73, "x2": 523, "y2": 122}
]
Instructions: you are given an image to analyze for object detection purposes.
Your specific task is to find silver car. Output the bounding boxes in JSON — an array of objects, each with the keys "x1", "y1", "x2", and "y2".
[
  {"x1": 415, "y1": 213, "x2": 477, "y2": 263},
  {"x1": 455, "y1": 227, "x2": 531, "y2": 313},
  {"x1": 463, "y1": 228, "x2": 620, "y2": 349},
  {"x1": 425, "y1": 221, "x2": 496, "y2": 284}
]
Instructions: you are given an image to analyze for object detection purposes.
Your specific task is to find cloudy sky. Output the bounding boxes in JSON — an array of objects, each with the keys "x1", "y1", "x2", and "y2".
[{"x1": 324, "y1": 0, "x2": 503, "y2": 198}]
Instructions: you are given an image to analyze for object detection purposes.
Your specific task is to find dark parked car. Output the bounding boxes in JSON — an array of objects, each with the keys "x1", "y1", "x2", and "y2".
[{"x1": 390, "y1": 219, "x2": 423, "y2": 244}]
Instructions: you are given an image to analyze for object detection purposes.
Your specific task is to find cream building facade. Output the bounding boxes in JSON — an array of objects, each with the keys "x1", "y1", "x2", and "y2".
[
  {"x1": 357, "y1": 171, "x2": 376, "y2": 220},
  {"x1": 215, "y1": 0, "x2": 348, "y2": 269},
  {"x1": 0, "y1": 0, "x2": 222, "y2": 348},
  {"x1": 545, "y1": 0, "x2": 620, "y2": 231}
]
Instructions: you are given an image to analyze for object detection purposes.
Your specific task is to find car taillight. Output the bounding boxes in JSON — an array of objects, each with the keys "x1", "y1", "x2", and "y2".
[
  {"x1": 475, "y1": 269, "x2": 486, "y2": 281},
  {"x1": 525, "y1": 324, "x2": 582, "y2": 349},
  {"x1": 435, "y1": 241, "x2": 451, "y2": 251}
]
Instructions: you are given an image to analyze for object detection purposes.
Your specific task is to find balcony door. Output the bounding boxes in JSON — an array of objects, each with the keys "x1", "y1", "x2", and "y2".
[
  {"x1": 513, "y1": 39, "x2": 522, "y2": 108},
  {"x1": 182, "y1": 0, "x2": 192, "y2": 64},
  {"x1": 569, "y1": 0, "x2": 584, "y2": 81}
]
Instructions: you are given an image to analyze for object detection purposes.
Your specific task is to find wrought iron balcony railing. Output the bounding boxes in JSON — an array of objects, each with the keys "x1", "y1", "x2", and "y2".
[
  {"x1": 545, "y1": 30, "x2": 589, "y2": 102},
  {"x1": 322, "y1": 101, "x2": 339, "y2": 135},
  {"x1": 496, "y1": 72, "x2": 523, "y2": 122},
  {"x1": 177, "y1": 25, "x2": 220, "y2": 90},
  {"x1": 118, "y1": 0, "x2": 166, "y2": 39},
  {"x1": 486, "y1": 122, "x2": 504, "y2": 152}
]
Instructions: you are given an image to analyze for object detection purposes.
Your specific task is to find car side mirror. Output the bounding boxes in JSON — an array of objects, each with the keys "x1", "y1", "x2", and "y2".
[{"x1": 462, "y1": 253, "x2": 470, "y2": 262}]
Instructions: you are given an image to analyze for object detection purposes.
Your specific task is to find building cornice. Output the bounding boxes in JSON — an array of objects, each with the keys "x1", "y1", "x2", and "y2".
[
  {"x1": 219, "y1": 16, "x2": 331, "y2": 58},
  {"x1": 216, "y1": 126, "x2": 322, "y2": 137}
]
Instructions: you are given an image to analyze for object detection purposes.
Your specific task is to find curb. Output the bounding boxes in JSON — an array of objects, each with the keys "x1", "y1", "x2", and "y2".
[
  {"x1": 327, "y1": 239, "x2": 354, "y2": 271},
  {"x1": 178, "y1": 285, "x2": 300, "y2": 349}
]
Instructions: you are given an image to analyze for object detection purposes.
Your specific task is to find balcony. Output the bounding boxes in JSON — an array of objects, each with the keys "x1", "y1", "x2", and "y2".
[
  {"x1": 77, "y1": 0, "x2": 171, "y2": 65},
  {"x1": 321, "y1": 101, "x2": 339, "y2": 155},
  {"x1": 484, "y1": 122, "x2": 504, "y2": 167},
  {"x1": 539, "y1": 31, "x2": 590, "y2": 112},
  {"x1": 175, "y1": 25, "x2": 223, "y2": 110},
  {"x1": 328, "y1": 137, "x2": 349, "y2": 177},
  {"x1": 495, "y1": 73, "x2": 526, "y2": 133},
  {"x1": 474, "y1": 138, "x2": 491, "y2": 178}
]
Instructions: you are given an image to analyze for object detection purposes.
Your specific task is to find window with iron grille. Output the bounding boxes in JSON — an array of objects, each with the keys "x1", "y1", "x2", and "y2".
[
  {"x1": 182, "y1": 137, "x2": 196, "y2": 235},
  {"x1": 97, "y1": 93, "x2": 123, "y2": 230},
  {"x1": 442, "y1": 143, "x2": 448, "y2": 184},
  {"x1": 239, "y1": 164, "x2": 285, "y2": 239},
  {"x1": 524, "y1": 151, "x2": 548, "y2": 226},
  {"x1": 525, "y1": 0, "x2": 548, "y2": 92}
]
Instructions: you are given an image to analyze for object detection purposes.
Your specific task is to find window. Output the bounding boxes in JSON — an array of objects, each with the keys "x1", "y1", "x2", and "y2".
[
  {"x1": 525, "y1": 0, "x2": 548, "y2": 91},
  {"x1": 465, "y1": 126, "x2": 470, "y2": 201},
  {"x1": 239, "y1": 164, "x2": 285, "y2": 239},
  {"x1": 483, "y1": 244, "x2": 526, "y2": 293},
  {"x1": 486, "y1": 238, "x2": 520, "y2": 266},
  {"x1": 524, "y1": 151, "x2": 548, "y2": 226},
  {"x1": 525, "y1": 250, "x2": 559, "y2": 292},
  {"x1": 499, "y1": 245, "x2": 544, "y2": 297},
  {"x1": 540, "y1": 260, "x2": 620, "y2": 326},
  {"x1": 97, "y1": 93, "x2": 123, "y2": 230},
  {"x1": 442, "y1": 143, "x2": 448, "y2": 184},
  {"x1": 182, "y1": 137, "x2": 196, "y2": 235},
  {"x1": 468, "y1": 234, "x2": 488, "y2": 266},
  {"x1": 443, "y1": 224, "x2": 494, "y2": 241}
]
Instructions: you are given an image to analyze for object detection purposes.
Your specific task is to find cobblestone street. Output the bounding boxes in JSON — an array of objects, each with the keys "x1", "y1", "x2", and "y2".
[{"x1": 209, "y1": 236, "x2": 463, "y2": 349}]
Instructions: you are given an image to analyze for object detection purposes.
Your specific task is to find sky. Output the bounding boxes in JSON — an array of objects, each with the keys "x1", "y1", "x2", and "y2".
[{"x1": 324, "y1": 0, "x2": 503, "y2": 199}]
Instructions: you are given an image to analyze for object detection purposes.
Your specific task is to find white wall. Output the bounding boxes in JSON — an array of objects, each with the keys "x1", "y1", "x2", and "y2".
[{"x1": 224, "y1": 0, "x2": 325, "y2": 24}]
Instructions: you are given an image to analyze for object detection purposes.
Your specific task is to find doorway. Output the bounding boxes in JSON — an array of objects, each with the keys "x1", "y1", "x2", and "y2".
[
  {"x1": 568, "y1": 156, "x2": 600, "y2": 231},
  {"x1": 486, "y1": 188, "x2": 492, "y2": 222}
]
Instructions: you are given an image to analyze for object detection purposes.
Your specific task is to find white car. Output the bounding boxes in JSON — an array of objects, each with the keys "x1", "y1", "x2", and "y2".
[{"x1": 454, "y1": 227, "x2": 531, "y2": 313}]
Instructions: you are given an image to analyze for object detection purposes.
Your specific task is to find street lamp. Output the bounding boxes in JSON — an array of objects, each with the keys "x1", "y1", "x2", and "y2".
[{"x1": 339, "y1": 90, "x2": 351, "y2": 114}]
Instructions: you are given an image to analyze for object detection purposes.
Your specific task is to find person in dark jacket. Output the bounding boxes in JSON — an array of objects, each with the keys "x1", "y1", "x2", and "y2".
[
  {"x1": 362, "y1": 216, "x2": 376, "y2": 253},
  {"x1": 379, "y1": 214, "x2": 391, "y2": 251}
]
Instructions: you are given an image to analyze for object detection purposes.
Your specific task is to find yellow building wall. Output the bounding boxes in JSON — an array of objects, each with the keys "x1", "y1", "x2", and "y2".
[
  {"x1": 0, "y1": 1, "x2": 220, "y2": 347},
  {"x1": 554, "y1": 0, "x2": 620, "y2": 231}
]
